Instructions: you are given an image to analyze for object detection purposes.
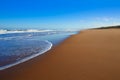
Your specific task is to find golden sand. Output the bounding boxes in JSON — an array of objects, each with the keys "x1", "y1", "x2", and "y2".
[{"x1": 0, "y1": 29, "x2": 120, "y2": 80}]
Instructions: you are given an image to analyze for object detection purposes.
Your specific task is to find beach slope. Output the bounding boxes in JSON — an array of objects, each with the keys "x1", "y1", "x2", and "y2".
[{"x1": 0, "y1": 29, "x2": 120, "y2": 80}]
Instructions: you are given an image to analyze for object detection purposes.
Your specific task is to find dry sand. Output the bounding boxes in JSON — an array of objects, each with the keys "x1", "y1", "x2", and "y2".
[{"x1": 0, "y1": 29, "x2": 120, "y2": 80}]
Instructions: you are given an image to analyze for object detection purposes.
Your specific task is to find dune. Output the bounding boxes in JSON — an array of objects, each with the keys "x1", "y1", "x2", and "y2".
[{"x1": 0, "y1": 29, "x2": 120, "y2": 80}]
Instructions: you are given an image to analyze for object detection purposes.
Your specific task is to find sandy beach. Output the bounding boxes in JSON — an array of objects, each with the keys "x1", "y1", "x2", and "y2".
[{"x1": 0, "y1": 29, "x2": 120, "y2": 80}]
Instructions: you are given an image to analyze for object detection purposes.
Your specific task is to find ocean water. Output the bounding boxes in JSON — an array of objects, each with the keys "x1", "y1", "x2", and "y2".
[{"x1": 0, "y1": 29, "x2": 79, "y2": 70}]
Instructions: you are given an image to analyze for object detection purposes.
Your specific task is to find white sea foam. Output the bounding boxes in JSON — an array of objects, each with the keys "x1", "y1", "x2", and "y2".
[
  {"x1": 0, "y1": 40, "x2": 53, "y2": 70},
  {"x1": 0, "y1": 29, "x2": 53, "y2": 34}
]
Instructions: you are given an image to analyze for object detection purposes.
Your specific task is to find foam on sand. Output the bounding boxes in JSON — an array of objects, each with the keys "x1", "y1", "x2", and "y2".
[{"x1": 0, "y1": 40, "x2": 52, "y2": 70}]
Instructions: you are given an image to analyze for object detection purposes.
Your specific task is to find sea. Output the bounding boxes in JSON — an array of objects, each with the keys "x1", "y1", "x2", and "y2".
[{"x1": 0, "y1": 29, "x2": 79, "y2": 70}]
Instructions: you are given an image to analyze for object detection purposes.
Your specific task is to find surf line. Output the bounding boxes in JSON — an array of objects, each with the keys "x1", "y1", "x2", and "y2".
[{"x1": 0, "y1": 40, "x2": 53, "y2": 70}]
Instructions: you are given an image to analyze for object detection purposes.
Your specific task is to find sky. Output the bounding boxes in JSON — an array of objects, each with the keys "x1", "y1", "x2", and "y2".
[{"x1": 0, "y1": 0, "x2": 120, "y2": 30}]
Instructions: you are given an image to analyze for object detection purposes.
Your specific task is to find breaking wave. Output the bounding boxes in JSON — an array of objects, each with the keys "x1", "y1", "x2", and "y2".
[{"x1": 0, "y1": 29, "x2": 53, "y2": 34}]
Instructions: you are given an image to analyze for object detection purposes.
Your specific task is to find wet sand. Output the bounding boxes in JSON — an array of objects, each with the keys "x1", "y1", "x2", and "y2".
[{"x1": 0, "y1": 29, "x2": 120, "y2": 80}]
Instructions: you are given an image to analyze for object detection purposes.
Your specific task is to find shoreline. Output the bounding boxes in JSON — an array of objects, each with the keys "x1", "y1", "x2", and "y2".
[
  {"x1": 0, "y1": 31, "x2": 77, "y2": 70},
  {"x1": 0, "y1": 40, "x2": 53, "y2": 70},
  {"x1": 1, "y1": 29, "x2": 120, "y2": 80}
]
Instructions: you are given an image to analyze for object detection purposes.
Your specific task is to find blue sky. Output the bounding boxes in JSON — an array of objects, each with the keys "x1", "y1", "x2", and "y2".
[{"x1": 0, "y1": 0, "x2": 120, "y2": 30}]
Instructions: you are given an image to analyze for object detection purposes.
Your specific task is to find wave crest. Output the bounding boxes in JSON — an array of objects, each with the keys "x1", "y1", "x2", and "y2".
[{"x1": 0, "y1": 29, "x2": 53, "y2": 34}]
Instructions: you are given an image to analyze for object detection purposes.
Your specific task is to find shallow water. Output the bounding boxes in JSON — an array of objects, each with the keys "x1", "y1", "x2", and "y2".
[{"x1": 0, "y1": 30, "x2": 78, "y2": 70}]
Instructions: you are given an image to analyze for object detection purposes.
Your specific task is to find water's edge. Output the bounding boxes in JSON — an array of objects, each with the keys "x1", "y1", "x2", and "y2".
[{"x1": 0, "y1": 40, "x2": 53, "y2": 70}]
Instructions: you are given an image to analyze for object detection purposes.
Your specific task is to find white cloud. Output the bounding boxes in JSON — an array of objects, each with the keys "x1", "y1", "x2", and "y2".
[
  {"x1": 95, "y1": 17, "x2": 113, "y2": 22},
  {"x1": 102, "y1": 17, "x2": 113, "y2": 22}
]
